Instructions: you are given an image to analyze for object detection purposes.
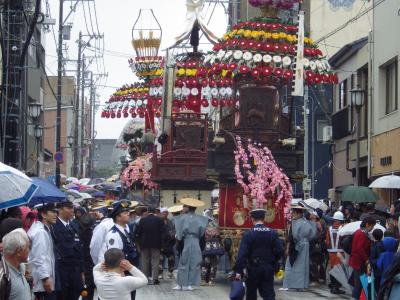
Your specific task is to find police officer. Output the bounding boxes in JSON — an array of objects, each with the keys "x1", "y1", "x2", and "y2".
[
  {"x1": 234, "y1": 209, "x2": 284, "y2": 300},
  {"x1": 28, "y1": 203, "x2": 58, "y2": 300},
  {"x1": 101, "y1": 200, "x2": 139, "y2": 300},
  {"x1": 52, "y1": 201, "x2": 84, "y2": 300}
]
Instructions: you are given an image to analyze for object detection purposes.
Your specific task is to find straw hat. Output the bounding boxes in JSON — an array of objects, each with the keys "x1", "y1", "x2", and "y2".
[
  {"x1": 180, "y1": 198, "x2": 205, "y2": 208},
  {"x1": 135, "y1": 205, "x2": 148, "y2": 213},
  {"x1": 290, "y1": 204, "x2": 306, "y2": 210},
  {"x1": 90, "y1": 204, "x2": 108, "y2": 211},
  {"x1": 168, "y1": 205, "x2": 183, "y2": 213},
  {"x1": 130, "y1": 201, "x2": 139, "y2": 208},
  {"x1": 128, "y1": 201, "x2": 139, "y2": 212}
]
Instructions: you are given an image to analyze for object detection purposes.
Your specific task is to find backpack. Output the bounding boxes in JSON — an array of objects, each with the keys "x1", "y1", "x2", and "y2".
[
  {"x1": 0, "y1": 257, "x2": 11, "y2": 300},
  {"x1": 203, "y1": 237, "x2": 224, "y2": 256},
  {"x1": 340, "y1": 234, "x2": 353, "y2": 255}
]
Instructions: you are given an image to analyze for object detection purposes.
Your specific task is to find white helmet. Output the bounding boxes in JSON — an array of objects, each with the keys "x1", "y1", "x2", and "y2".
[{"x1": 333, "y1": 211, "x2": 344, "y2": 221}]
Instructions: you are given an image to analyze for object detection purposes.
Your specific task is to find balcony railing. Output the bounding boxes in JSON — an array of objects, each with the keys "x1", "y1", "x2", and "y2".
[{"x1": 152, "y1": 113, "x2": 208, "y2": 181}]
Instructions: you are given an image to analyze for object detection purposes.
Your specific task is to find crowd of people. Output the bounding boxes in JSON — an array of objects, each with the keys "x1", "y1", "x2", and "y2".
[
  {"x1": 0, "y1": 196, "x2": 226, "y2": 300},
  {"x1": 2, "y1": 196, "x2": 400, "y2": 300},
  {"x1": 280, "y1": 200, "x2": 400, "y2": 300}
]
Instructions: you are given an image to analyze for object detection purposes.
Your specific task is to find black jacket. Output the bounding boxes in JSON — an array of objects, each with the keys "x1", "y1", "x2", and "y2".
[
  {"x1": 136, "y1": 214, "x2": 165, "y2": 249},
  {"x1": 51, "y1": 218, "x2": 83, "y2": 268}
]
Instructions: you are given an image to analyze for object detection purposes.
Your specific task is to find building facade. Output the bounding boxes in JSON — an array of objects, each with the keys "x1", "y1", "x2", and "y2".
[
  {"x1": 43, "y1": 76, "x2": 75, "y2": 177},
  {"x1": 370, "y1": 0, "x2": 400, "y2": 202},
  {"x1": 329, "y1": 37, "x2": 369, "y2": 198},
  {"x1": 0, "y1": 1, "x2": 46, "y2": 175},
  {"x1": 308, "y1": 0, "x2": 372, "y2": 57},
  {"x1": 92, "y1": 139, "x2": 118, "y2": 176}
]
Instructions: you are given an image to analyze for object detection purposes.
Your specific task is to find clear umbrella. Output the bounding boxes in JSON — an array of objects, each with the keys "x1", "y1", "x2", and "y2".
[
  {"x1": 301, "y1": 198, "x2": 329, "y2": 212},
  {"x1": 0, "y1": 162, "x2": 38, "y2": 209},
  {"x1": 369, "y1": 174, "x2": 400, "y2": 189},
  {"x1": 338, "y1": 221, "x2": 386, "y2": 236}
]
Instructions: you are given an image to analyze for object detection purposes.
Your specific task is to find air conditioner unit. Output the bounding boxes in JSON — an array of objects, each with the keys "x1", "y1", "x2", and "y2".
[{"x1": 322, "y1": 126, "x2": 333, "y2": 143}]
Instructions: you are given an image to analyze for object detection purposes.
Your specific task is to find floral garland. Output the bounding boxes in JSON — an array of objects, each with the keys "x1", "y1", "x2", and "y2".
[
  {"x1": 204, "y1": 17, "x2": 338, "y2": 92},
  {"x1": 101, "y1": 82, "x2": 162, "y2": 119},
  {"x1": 121, "y1": 154, "x2": 158, "y2": 189},
  {"x1": 234, "y1": 136, "x2": 292, "y2": 209}
]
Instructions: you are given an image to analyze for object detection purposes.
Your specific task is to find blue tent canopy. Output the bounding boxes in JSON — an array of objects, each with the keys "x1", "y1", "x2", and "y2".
[{"x1": 30, "y1": 177, "x2": 66, "y2": 207}]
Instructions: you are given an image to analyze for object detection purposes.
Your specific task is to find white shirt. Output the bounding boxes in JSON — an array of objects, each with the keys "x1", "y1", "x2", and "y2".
[
  {"x1": 6, "y1": 261, "x2": 31, "y2": 300},
  {"x1": 58, "y1": 217, "x2": 70, "y2": 227},
  {"x1": 93, "y1": 263, "x2": 147, "y2": 300},
  {"x1": 97, "y1": 223, "x2": 130, "y2": 263},
  {"x1": 27, "y1": 221, "x2": 56, "y2": 293},
  {"x1": 90, "y1": 218, "x2": 114, "y2": 264}
]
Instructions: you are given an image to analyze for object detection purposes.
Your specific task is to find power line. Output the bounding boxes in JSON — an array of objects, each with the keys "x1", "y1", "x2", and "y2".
[
  {"x1": 81, "y1": 0, "x2": 93, "y2": 36},
  {"x1": 316, "y1": 0, "x2": 386, "y2": 44},
  {"x1": 39, "y1": 54, "x2": 58, "y2": 101},
  {"x1": 92, "y1": 0, "x2": 101, "y2": 36}
]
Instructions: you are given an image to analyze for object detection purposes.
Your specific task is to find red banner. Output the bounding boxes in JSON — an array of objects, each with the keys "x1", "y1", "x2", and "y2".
[{"x1": 218, "y1": 185, "x2": 286, "y2": 230}]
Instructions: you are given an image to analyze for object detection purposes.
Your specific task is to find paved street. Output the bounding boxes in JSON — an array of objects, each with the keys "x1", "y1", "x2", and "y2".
[{"x1": 137, "y1": 274, "x2": 351, "y2": 300}]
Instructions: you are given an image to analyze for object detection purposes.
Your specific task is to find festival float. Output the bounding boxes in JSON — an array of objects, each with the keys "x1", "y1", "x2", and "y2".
[
  {"x1": 205, "y1": 0, "x2": 338, "y2": 235},
  {"x1": 149, "y1": 0, "x2": 221, "y2": 208},
  {"x1": 102, "y1": 9, "x2": 163, "y2": 207}
]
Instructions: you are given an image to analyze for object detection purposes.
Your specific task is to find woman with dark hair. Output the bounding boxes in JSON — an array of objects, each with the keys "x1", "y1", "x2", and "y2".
[{"x1": 349, "y1": 216, "x2": 376, "y2": 300}]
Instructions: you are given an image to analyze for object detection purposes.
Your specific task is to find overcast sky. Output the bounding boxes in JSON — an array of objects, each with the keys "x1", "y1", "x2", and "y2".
[{"x1": 46, "y1": 0, "x2": 228, "y2": 139}]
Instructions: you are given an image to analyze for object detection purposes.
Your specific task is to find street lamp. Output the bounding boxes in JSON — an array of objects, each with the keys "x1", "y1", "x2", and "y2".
[
  {"x1": 350, "y1": 86, "x2": 365, "y2": 186},
  {"x1": 33, "y1": 125, "x2": 43, "y2": 176},
  {"x1": 28, "y1": 103, "x2": 42, "y2": 119},
  {"x1": 33, "y1": 125, "x2": 43, "y2": 139}
]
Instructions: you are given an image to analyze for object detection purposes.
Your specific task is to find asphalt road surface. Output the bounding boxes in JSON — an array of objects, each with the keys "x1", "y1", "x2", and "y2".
[{"x1": 136, "y1": 274, "x2": 351, "y2": 300}]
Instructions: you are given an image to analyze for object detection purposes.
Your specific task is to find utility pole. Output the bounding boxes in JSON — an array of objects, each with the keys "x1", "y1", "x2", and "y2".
[
  {"x1": 80, "y1": 56, "x2": 86, "y2": 178},
  {"x1": 87, "y1": 72, "x2": 94, "y2": 177},
  {"x1": 55, "y1": 0, "x2": 64, "y2": 187},
  {"x1": 73, "y1": 32, "x2": 83, "y2": 178}
]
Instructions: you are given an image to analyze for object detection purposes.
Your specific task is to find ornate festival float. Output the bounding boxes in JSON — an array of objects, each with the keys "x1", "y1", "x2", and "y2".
[
  {"x1": 148, "y1": 0, "x2": 221, "y2": 208},
  {"x1": 100, "y1": 10, "x2": 163, "y2": 207},
  {"x1": 204, "y1": 0, "x2": 338, "y2": 234}
]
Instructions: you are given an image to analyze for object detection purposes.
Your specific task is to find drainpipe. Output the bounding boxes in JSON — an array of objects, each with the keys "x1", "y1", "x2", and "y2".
[
  {"x1": 346, "y1": 140, "x2": 353, "y2": 172},
  {"x1": 367, "y1": 31, "x2": 373, "y2": 180}
]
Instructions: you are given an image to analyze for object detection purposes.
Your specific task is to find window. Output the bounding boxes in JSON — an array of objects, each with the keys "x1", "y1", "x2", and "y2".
[
  {"x1": 385, "y1": 61, "x2": 398, "y2": 114},
  {"x1": 339, "y1": 80, "x2": 347, "y2": 109},
  {"x1": 316, "y1": 120, "x2": 329, "y2": 142}
]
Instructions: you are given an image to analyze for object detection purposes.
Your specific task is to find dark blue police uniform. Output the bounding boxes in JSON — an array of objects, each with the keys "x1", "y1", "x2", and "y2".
[
  {"x1": 52, "y1": 218, "x2": 84, "y2": 300},
  {"x1": 109, "y1": 225, "x2": 139, "y2": 266},
  {"x1": 107, "y1": 200, "x2": 139, "y2": 300},
  {"x1": 234, "y1": 224, "x2": 284, "y2": 300}
]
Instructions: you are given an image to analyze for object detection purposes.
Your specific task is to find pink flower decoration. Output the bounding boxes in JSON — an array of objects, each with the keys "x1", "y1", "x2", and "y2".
[
  {"x1": 234, "y1": 136, "x2": 292, "y2": 209},
  {"x1": 121, "y1": 154, "x2": 158, "y2": 189}
]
